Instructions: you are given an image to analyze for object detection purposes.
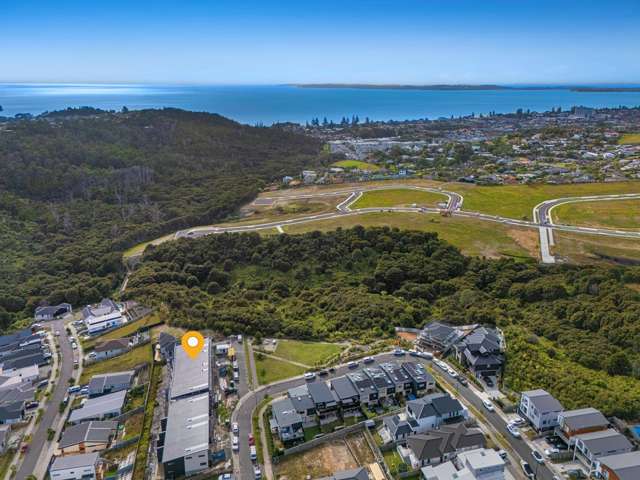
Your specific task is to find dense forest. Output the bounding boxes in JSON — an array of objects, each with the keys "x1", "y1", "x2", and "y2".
[
  {"x1": 0, "y1": 108, "x2": 325, "y2": 327},
  {"x1": 126, "y1": 227, "x2": 640, "y2": 419}
]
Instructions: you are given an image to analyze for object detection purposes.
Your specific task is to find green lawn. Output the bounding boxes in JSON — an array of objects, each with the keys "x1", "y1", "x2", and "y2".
[
  {"x1": 351, "y1": 188, "x2": 448, "y2": 209},
  {"x1": 553, "y1": 231, "x2": 640, "y2": 264},
  {"x1": 619, "y1": 133, "x2": 640, "y2": 144},
  {"x1": 332, "y1": 160, "x2": 381, "y2": 171},
  {"x1": 447, "y1": 181, "x2": 640, "y2": 220},
  {"x1": 284, "y1": 212, "x2": 537, "y2": 259},
  {"x1": 552, "y1": 199, "x2": 640, "y2": 230},
  {"x1": 254, "y1": 354, "x2": 306, "y2": 385},
  {"x1": 274, "y1": 339, "x2": 344, "y2": 366},
  {"x1": 84, "y1": 314, "x2": 163, "y2": 350},
  {"x1": 80, "y1": 344, "x2": 153, "y2": 384},
  {"x1": 382, "y1": 449, "x2": 407, "y2": 475}
]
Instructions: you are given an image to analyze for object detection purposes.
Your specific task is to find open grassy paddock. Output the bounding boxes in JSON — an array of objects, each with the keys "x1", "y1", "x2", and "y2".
[
  {"x1": 274, "y1": 339, "x2": 344, "y2": 366},
  {"x1": 351, "y1": 188, "x2": 448, "y2": 209},
  {"x1": 254, "y1": 353, "x2": 306, "y2": 384},
  {"x1": 552, "y1": 199, "x2": 640, "y2": 230},
  {"x1": 552, "y1": 231, "x2": 640, "y2": 265},
  {"x1": 283, "y1": 212, "x2": 538, "y2": 259},
  {"x1": 331, "y1": 159, "x2": 381, "y2": 171},
  {"x1": 80, "y1": 344, "x2": 153, "y2": 384},
  {"x1": 619, "y1": 133, "x2": 640, "y2": 144}
]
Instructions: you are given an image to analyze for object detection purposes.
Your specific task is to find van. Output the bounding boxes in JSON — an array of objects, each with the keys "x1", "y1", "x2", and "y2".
[
  {"x1": 67, "y1": 385, "x2": 81, "y2": 394},
  {"x1": 249, "y1": 445, "x2": 257, "y2": 461}
]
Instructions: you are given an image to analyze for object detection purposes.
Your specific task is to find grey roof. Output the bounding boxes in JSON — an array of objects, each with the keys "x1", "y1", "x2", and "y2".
[
  {"x1": 0, "y1": 329, "x2": 32, "y2": 348},
  {"x1": 379, "y1": 362, "x2": 411, "y2": 386},
  {"x1": 287, "y1": 384, "x2": 315, "y2": 413},
  {"x1": 35, "y1": 303, "x2": 71, "y2": 317},
  {"x1": 94, "y1": 338, "x2": 129, "y2": 352},
  {"x1": 50, "y1": 452, "x2": 99, "y2": 471},
  {"x1": 272, "y1": 398, "x2": 303, "y2": 428},
  {"x1": 0, "y1": 401, "x2": 23, "y2": 421},
  {"x1": 560, "y1": 408, "x2": 608, "y2": 430},
  {"x1": 401, "y1": 362, "x2": 433, "y2": 385},
  {"x1": 522, "y1": 389, "x2": 564, "y2": 412},
  {"x1": 0, "y1": 385, "x2": 35, "y2": 404},
  {"x1": 82, "y1": 298, "x2": 119, "y2": 320},
  {"x1": 363, "y1": 367, "x2": 394, "y2": 389},
  {"x1": 162, "y1": 393, "x2": 209, "y2": 463},
  {"x1": 407, "y1": 423, "x2": 485, "y2": 460},
  {"x1": 88, "y1": 371, "x2": 134, "y2": 393},
  {"x1": 383, "y1": 414, "x2": 418, "y2": 438},
  {"x1": 459, "y1": 327, "x2": 502, "y2": 354},
  {"x1": 2, "y1": 352, "x2": 46, "y2": 370},
  {"x1": 59, "y1": 420, "x2": 118, "y2": 448},
  {"x1": 169, "y1": 338, "x2": 210, "y2": 399},
  {"x1": 346, "y1": 370, "x2": 377, "y2": 397},
  {"x1": 408, "y1": 393, "x2": 464, "y2": 420},
  {"x1": 68, "y1": 390, "x2": 126, "y2": 423},
  {"x1": 418, "y1": 322, "x2": 461, "y2": 349},
  {"x1": 330, "y1": 376, "x2": 359, "y2": 401},
  {"x1": 319, "y1": 467, "x2": 370, "y2": 480},
  {"x1": 158, "y1": 332, "x2": 176, "y2": 351},
  {"x1": 597, "y1": 451, "x2": 640, "y2": 480},
  {"x1": 307, "y1": 381, "x2": 336, "y2": 405},
  {"x1": 576, "y1": 429, "x2": 632, "y2": 455}
]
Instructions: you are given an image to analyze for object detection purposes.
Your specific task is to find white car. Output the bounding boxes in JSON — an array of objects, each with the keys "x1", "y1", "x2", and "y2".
[
  {"x1": 507, "y1": 423, "x2": 521, "y2": 438},
  {"x1": 393, "y1": 348, "x2": 405, "y2": 356},
  {"x1": 304, "y1": 372, "x2": 316, "y2": 380},
  {"x1": 531, "y1": 450, "x2": 544, "y2": 464},
  {"x1": 363, "y1": 356, "x2": 374, "y2": 364},
  {"x1": 419, "y1": 351, "x2": 433, "y2": 360},
  {"x1": 232, "y1": 422, "x2": 239, "y2": 434},
  {"x1": 254, "y1": 466, "x2": 262, "y2": 479},
  {"x1": 520, "y1": 461, "x2": 535, "y2": 479},
  {"x1": 447, "y1": 368, "x2": 458, "y2": 378},
  {"x1": 232, "y1": 436, "x2": 239, "y2": 451},
  {"x1": 510, "y1": 417, "x2": 526, "y2": 426},
  {"x1": 544, "y1": 447, "x2": 559, "y2": 457},
  {"x1": 482, "y1": 399, "x2": 495, "y2": 412}
]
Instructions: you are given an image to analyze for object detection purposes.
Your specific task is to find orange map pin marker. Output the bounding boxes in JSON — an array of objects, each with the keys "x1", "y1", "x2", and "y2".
[{"x1": 182, "y1": 331, "x2": 205, "y2": 359}]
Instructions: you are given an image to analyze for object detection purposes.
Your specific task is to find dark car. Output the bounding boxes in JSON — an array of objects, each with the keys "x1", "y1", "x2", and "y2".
[
  {"x1": 318, "y1": 370, "x2": 328, "y2": 376},
  {"x1": 457, "y1": 377, "x2": 468, "y2": 386},
  {"x1": 328, "y1": 367, "x2": 336, "y2": 373},
  {"x1": 484, "y1": 377, "x2": 494, "y2": 387}
]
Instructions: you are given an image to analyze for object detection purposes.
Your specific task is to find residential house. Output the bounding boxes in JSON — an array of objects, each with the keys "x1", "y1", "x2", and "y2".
[
  {"x1": 595, "y1": 451, "x2": 640, "y2": 480},
  {"x1": 381, "y1": 413, "x2": 419, "y2": 443},
  {"x1": 379, "y1": 362, "x2": 413, "y2": 397},
  {"x1": 49, "y1": 452, "x2": 103, "y2": 480},
  {"x1": 318, "y1": 467, "x2": 370, "y2": 480},
  {"x1": 363, "y1": 367, "x2": 395, "y2": 403},
  {"x1": 158, "y1": 393, "x2": 210, "y2": 478},
  {"x1": 453, "y1": 327, "x2": 504, "y2": 379},
  {"x1": 307, "y1": 381, "x2": 339, "y2": 424},
  {"x1": 0, "y1": 365, "x2": 39, "y2": 392},
  {"x1": 346, "y1": 371, "x2": 378, "y2": 405},
  {"x1": 287, "y1": 384, "x2": 317, "y2": 426},
  {"x1": 270, "y1": 397, "x2": 304, "y2": 443},
  {"x1": 329, "y1": 376, "x2": 360, "y2": 416},
  {"x1": 87, "y1": 371, "x2": 134, "y2": 397},
  {"x1": 83, "y1": 299, "x2": 124, "y2": 335},
  {"x1": 421, "y1": 461, "x2": 468, "y2": 480},
  {"x1": 93, "y1": 338, "x2": 129, "y2": 361},
  {"x1": 573, "y1": 429, "x2": 633, "y2": 473},
  {"x1": 416, "y1": 322, "x2": 463, "y2": 353},
  {"x1": 401, "y1": 362, "x2": 436, "y2": 395},
  {"x1": 519, "y1": 389, "x2": 564, "y2": 431},
  {"x1": 400, "y1": 423, "x2": 485, "y2": 469},
  {"x1": 406, "y1": 393, "x2": 467, "y2": 433},
  {"x1": 68, "y1": 390, "x2": 127, "y2": 424},
  {"x1": 556, "y1": 408, "x2": 609, "y2": 445},
  {"x1": 0, "y1": 401, "x2": 24, "y2": 424},
  {"x1": 34, "y1": 303, "x2": 72, "y2": 321},
  {"x1": 58, "y1": 420, "x2": 118, "y2": 455},
  {"x1": 158, "y1": 332, "x2": 177, "y2": 361},
  {"x1": 457, "y1": 448, "x2": 505, "y2": 480}
]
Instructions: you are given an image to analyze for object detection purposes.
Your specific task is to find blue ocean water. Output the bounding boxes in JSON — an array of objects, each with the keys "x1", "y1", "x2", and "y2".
[{"x1": 1, "y1": 83, "x2": 640, "y2": 125}]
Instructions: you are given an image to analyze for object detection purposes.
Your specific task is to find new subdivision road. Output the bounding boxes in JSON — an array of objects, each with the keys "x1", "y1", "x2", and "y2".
[
  {"x1": 166, "y1": 185, "x2": 640, "y2": 264},
  {"x1": 231, "y1": 351, "x2": 554, "y2": 480}
]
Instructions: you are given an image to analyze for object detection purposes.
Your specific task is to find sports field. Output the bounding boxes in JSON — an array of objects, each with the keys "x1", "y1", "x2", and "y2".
[
  {"x1": 619, "y1": 133, "x2": 640, "y2": 144},
  {"x1": 552, "y1": 199, "x2": 640, "y2": 230},
  {"x1": 351, "y1": 188, "x2": 448, "y2": 209}
]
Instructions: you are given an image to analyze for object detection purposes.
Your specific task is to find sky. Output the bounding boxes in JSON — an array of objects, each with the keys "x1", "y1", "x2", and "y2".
[{"x1": 2, "y1": 0, "x2": 639, "y2": 85}]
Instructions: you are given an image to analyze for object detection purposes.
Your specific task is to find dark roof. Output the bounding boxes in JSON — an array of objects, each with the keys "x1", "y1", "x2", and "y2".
[
  {"x1": 272, "y1": 398, "x2": 303, "y2": 428},
  {"x1": 59, "y1": 420, "x2": 118, "y2": 448},
  {"x1": 158, "y1": 332, "x2": 176, "y2": 351},
  {"x1": 0, "y1": 329, "x2": 32, "y2": 348},
  {"x1": 94, "y1": 338, "x2": 129, "y2": 352},
  {"x1": 521, "y1": 389, "x2": 564, "y2": 413},
  {"x1": 2, "y1": 352, "x2": 46, "y2": 370},
  {"x1": 307, "y1": 381, "x2": 336, "y2": 405},
  {"x1": 330, "y1": 376, "x2": 359, "y2": 400},
  {"x1": 459, "y1": 327, "x2": 502, "y2": 355},
  {"x1": 418, "y1": 322, "x2": 461, "y2": 349},
  {"x1": 318, "y1": 467, "x2": 370, "y2": 480},
  {"x1": 407, "y1": 393, "x2": 463, "y2": 419},
  {"x1": 383, "y1": 414, "x2": 418, "y2": 438},
  {"x1": 287, "y1": 385, "x2": 315, "y2": 413},
  {"x1": 363, "y1": 367, "x2": 394, "y2": 389},
  {"x1": 401, "y1": 362, "x2": 433, "y2": 384},
  {"x1": 407, "y1": 423, "x2": 485, "y2": 460},
  {"x1": 0, "y1": 401, "x2": 23, "y2": 420},
  {"x1": 88, "y1": 371, "x2": 134, "y2": 394},
  {"x1": 560, "y1": 408, "x2": 608, "y2": 430},
  {"x1": 346, "y1": 371, "x2": 377, "y2": 397},
  {"x1": 598, "y1": 451, "x2": 640, "y2": 480},
  {"x1": 379, "y1": 362, "x2": 411, "y2": 386}
]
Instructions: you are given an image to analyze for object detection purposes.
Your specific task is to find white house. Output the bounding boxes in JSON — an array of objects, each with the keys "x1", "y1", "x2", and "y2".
[
  {"x1": 519, "y1": 389, "x2": 563, "y2": 431},
  {"x1": 83, "y1": 299, "x2": 124, "y2": 335},
  {"x1": 457, "y1": 448, "x2": 505, "y2": 480},
  {"x1": 49, "y1": 452, "x2": 102, "y2": 480},
  {"x1": 573, "y1": 429, "x2": 633, "y2": 473}
]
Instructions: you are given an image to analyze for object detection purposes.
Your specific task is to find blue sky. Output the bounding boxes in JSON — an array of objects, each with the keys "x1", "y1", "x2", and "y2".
[{"x1": 2, "y1": 0, "x2": 639, "y2": 84}]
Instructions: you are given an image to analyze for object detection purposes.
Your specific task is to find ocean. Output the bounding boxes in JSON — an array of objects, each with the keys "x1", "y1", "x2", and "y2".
[{"x1": 1, "y1": 83, "x2": 640, "y2": 125}]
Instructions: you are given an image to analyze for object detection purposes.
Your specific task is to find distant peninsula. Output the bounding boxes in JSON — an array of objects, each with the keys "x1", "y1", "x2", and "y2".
[{"x1": 293, "y1": 83, "x2": 640, "y2": 92}]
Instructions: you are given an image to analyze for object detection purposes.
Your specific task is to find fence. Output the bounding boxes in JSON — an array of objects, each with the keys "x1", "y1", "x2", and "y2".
[
  {"x1": 278, "y1": 422, "x2": 365, "y2": 459},
  {"x1": 103, "y1": 436, "x2": 140, "y2": 454},
  {"x1": 113, "y1": 405, "x2": 145, "y2": 423}
]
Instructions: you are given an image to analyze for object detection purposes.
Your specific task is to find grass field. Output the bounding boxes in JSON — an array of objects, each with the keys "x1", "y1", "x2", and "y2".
[
  {"x1": 83, "y1": 314, "x2": 162, "y2": 350},
  {"x1": 619, "y1": 133, "x2": 640, "y2": 144},
  {"x1": 447, "y1": 181, "x2": 640, "y2": 220},
  {"x1": 351, "y1": 188, "x2": 448, "y2": 209},
  {"x1": 80, "y1": 344, "x2": 153, "y2": 384},
  {"x1": 552, "y1": 199, "x2": 640, "y2": 230},
  {"x1": 553, "y1": 231, "x2": 640, "y2": 264},
  {"x1": 332, "y1": 160, "x2": 381, "y2": 171},
  {"x1": 274, "y1": 339, "x2": 344, "y2": 366},
  {"x1": 254, "y1": 354, "x2": 306, "y2": 384},
  {"x1": 284, "y1": 212, "x2": 538, "y2": 259}
]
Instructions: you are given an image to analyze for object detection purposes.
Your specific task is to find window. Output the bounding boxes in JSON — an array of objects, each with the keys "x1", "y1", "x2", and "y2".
[{"x1": 200, "y1": 462, "x2": 207, "y2": 466}]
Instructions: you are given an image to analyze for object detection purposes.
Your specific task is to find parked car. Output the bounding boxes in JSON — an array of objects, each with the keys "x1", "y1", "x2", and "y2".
[
  {"x1": 248, "y1": 433, "x2": 255, "y2": 446},
  {"x1": 254, "y1": 466, "x2": 262, "y2": 479},
  {"x1": 328, "y1": 367, "x2": 336, "y2": 373},
  {"x1": 232, "y1": 436, "x2": 239, "y2": 451},
  {"x1": 511, "y1": 417, "x2": 526, "y2": 426},
  {"x1": 544, "y1": 447, "x2": 559, "y2": 457},
  {"x1": 347, "y1": 361, "x2": 358, "y2": 369},
  {"x1": 507, "y1": 423, "x2": 521, "y2": 438},
  {"x1": 393, "y1": 348, "x2": 405, "y2": 356},
  {"x1": 520, "y1": 460, "x2": 535, "y2": 479},
  {"x1": 447, "y1": 368, "x2": 458, "y2": 378},
  {"x1": 363, "y1": 356, "x2": 374, "y2": 364},
  {"x1": 409, "y1": 350, "x2": 419, "y2": 357},
  {"x1": 218, "y1": 474, "x2": 234, "y2": 480},
  {"x1": 250, "y1": 445, "x2": 257, "y2": 461},
  {"x1": 232, "y1": 422, "x2": 239, "y2": 434},
  {"x1": 484, "y1": 377, "x2": 494, "y2": 387},
  {"x1": 304, "y1": 372, "x2": 316, "y2": 380},
  {"x1": 88, "y1": 352, "x2": 96, "y2": 358},
  {"x1": 531, "y1": 450, "x2": 544, "y2": 464},
  {"x1": 482, "y1": 399, "x2": 495, "y2": 412},
  {"x1": 419, "y1": 351, "x2": 433, "y2": 360},
  {"x1": 318, "y1": 370, "x2": 328, "y2": 376},
  {"x1": 457, "y1": 377, "x2": 468, "y2": 386},
  {"x1": 497, "y1": 450, "x2": 508, "y2": 460},
  {"x1": 67, "y1": 385, "x2": 81, "y2": 394}
]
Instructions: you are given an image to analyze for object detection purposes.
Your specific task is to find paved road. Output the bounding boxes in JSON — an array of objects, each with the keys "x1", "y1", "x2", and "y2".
[{"x1": 16, "y1": 319, "x2": 74, "y2": 479}]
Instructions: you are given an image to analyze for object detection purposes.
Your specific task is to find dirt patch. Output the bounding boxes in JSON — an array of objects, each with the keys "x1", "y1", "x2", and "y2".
[
  {"x1": 506, "y1": 227, "x2": 539, "y2": 258},
  {"x1": 275, "y1": 441, "x2": 358, "y2": 480},
  {"x1": 345, "y1": 433, "x2": 375, "y2": 465},
  {"x1": 626, "y1": 283, "x2": 640, "y2": 293},
  {"x1": 396, "y1": 331, "x2": 417, "y2": 342}
]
